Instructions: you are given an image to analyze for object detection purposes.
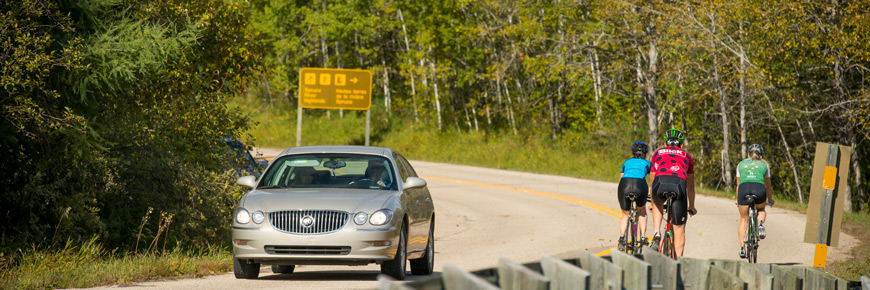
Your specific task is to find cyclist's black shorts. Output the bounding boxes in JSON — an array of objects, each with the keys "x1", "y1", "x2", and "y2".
[
  {"x1": 651, "y1": 175, "x2": 689, "y2": 226},
  {"x1": 738, "y1": 182, "x2": 766, "y2": 206},
  {"x1": 617, "y1": 177, "x2": 648, "y2": 211}
]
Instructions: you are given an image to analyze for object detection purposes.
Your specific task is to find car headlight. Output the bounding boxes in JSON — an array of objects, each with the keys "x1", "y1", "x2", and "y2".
[
  {"x1": 252, "y1": 211, "x2": 265, "y2": 224},
  {"x1": 236, "y1": 208, "x2": 251, "y2": 224},
  {"x1": 369, "y1": 209, "x2": 392, "y2": 226},
  {"x1": 354, "y1": 212, "x2": 368, "y2": 225}
]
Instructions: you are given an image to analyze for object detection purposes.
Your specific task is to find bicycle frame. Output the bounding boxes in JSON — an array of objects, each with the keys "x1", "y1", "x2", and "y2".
[
  {"x1": 744, "y1": 195, "x2": 759, "y2": 263},
  {"x1": 658, "y1": 193, "x2": 677, "y2": 259},
  {"x1": 620, "y1": 194, "x2": 643, "y2": 254}
]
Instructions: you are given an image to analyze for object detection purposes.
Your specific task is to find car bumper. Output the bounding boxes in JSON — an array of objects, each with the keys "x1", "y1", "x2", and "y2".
[{"x1": 232, "y1": 225, "x2": 400, "y2": 265}]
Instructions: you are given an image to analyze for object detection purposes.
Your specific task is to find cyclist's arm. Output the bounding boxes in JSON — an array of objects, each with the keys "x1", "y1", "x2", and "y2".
[
  {"x1": 764, "y1": 176, "x2": 774, "y2": 204},
  {"x1": 687, "y1": 174, "x2": 696, "y2": 211}
]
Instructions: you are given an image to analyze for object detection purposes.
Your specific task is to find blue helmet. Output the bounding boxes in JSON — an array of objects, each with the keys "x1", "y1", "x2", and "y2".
[{"x1": 631, "y1": 141, "x2": 649, "y2": 155}]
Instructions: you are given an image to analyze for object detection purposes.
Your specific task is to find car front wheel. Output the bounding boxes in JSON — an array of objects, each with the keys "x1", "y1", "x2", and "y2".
[
  {"x1": 380, "y1": 223, "x2": 407, "y2": 280},
  {"x1": 410, "y1": 219, "x2": 434, "y2": 275},
  {"x1": 233, "y1": 257, "x2": 260, "y2": 279}
]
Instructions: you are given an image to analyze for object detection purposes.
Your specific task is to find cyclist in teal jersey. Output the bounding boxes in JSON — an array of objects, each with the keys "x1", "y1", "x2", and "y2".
[
  {"x1": 736, "y1": 144, "x2": 774, "y2": 258},
  {"x1": 618, "y1": 142, "x2": 651, "y2": 244}
]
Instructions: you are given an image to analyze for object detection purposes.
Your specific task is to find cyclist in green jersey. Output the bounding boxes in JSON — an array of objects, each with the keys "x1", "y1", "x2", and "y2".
[{"x1": 735, "y1": 144, "x2": 775, "y2": 258}]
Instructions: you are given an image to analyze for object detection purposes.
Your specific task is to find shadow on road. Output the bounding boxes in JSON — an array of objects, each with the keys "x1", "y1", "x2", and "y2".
[{"x1": 255, "y1": 270, "x2": 441, "y2": 282}]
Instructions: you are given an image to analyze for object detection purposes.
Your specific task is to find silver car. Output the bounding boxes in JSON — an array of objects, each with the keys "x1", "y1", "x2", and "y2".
[{"x1": 232, "y1": 146, "x2": 435, "y2": 280}]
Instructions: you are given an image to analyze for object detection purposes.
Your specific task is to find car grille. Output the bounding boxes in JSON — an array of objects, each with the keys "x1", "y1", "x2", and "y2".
[
  {"x1": 264, "y1": 245, "x2": 351, "y2": 255},
  {"x1": 269, "y1": 210, "x2": 349, "y2": 235}
]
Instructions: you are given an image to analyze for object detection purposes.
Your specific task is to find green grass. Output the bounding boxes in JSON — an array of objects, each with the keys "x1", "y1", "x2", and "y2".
[
  {"x1": 230, "y1": 95, "x2": 377, "y2": 149},
  {"x1": 0, "y1": 237, "x2": 230, "y2": 289}
]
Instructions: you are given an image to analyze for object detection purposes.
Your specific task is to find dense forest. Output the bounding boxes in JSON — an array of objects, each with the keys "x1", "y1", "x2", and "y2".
[{"x1": 2, "y1": 0, "x2": 869, "y2": 252}]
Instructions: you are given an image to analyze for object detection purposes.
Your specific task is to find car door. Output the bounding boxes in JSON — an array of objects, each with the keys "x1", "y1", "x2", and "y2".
[{"x1": 396, "y1": 154, "x2": 431, "y2": 257}]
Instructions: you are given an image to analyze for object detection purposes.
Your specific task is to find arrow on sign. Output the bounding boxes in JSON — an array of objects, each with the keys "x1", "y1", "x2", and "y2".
[{"x1": 350, "y1": 77, "x2": 358, "y2": 84}]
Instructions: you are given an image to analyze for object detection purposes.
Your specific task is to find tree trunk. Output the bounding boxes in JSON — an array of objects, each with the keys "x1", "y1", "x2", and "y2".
[
  {"x1": 637, "y1": 46, "x2": 659, "y2": 148},
  {"x1": 504, "y1": 80, "x2": 518, "y2": 136},
  {"x1": 590, "y1": 46, "x2": 603, "y2": 124},
  {"x1": 765, "y1": 94, "x2": 803, "y2": 203},
  {"x1": 711, "y1": 18, "x2": 733, "y2": 188},
  {"x1": 738, "y1": 22, "x2": 748, "y2": 157},
  {"x1": 382, "y1": 58, "x2": 391, "y2": 116},
  {"x1": 397, "y1": 9, "x2": 418, "y2": 121},
  {"x1": 430, "y1": 60, "x2": 442, "y2": 130}
]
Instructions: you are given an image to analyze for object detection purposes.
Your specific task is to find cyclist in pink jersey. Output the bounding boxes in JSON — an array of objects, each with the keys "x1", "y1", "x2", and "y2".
[{"x1": 649, "y1": 129, "x2": 697, "y2": 258}]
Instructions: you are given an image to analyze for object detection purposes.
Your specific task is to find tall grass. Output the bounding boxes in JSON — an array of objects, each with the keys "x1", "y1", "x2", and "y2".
[
  {"x1": 0, "y1": 237, "x2": 230, "y2": 289},
  {"x1": 230, "y1": 96, "x2": 375, "y2": 149}
]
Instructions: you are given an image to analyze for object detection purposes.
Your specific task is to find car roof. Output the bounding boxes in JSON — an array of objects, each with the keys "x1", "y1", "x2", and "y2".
[{"x1": 278, "y1": 146, "x2": 394, "y2": 157}]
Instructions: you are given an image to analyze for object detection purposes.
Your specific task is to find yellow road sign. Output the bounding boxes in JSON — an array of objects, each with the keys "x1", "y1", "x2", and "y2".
[{"x1": 299, "y1": 68, "x2": 372, "y2": 110}]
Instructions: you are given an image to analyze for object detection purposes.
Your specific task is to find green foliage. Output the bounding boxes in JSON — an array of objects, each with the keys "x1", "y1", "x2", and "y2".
[
  {"x1": 1, "y1": 0, "x2": 260, "y2": 254},
  {"x1": 0, "y1": 237, "x2": 230, "y2": 289}
]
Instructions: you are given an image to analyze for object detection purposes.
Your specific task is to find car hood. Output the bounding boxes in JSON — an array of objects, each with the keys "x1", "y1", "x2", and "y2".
[{"x1": 241, "y1": 188, "x2": 397, "y2": 213}]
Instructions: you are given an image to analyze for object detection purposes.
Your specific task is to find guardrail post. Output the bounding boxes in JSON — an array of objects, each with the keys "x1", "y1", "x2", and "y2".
[
  {"x1": 678, "y1": 257, "x2": 711, "y2": 290},
  {"x1": 711, "y1": 259, "x2": 742, "y2": 275},
  {"x1": 541, "y1": 254, "x2": 590, "y2": 290},
  {"x1": 770, "y1": 264, "x2": 802, "y2": 290},
  {"x1": 497, "y1": 258, "x2": 549, "y2": 290},
  {"x1": 803, "y1": 266, "x2": 838, "y2": 290},
  {"x1": 737, "y1": 262, "x2": 773, "y2": 290},
  {"x1": 378, "y1": 274, "x2": 416, "y2": 290},
  {"x1": 707, "y1": 265, "x2": 747, "y2": 290},
  {"x1": 754, "y1": 263, "x2": 771, "y2": 274},
  {"x1": 579, "y1": 250, "x2": 624, "y2": 290},
  {"x1": 860, "y1": 276, "x2": 870, "y2": 290},
  {"x1": 442, "y1": 263, "x2": 499, "y2": 290},
  {"x1": 611, "y1": 250, "x2": 651, "y2": 290},
  {"x1": 643, "y1": 250, "x2": 680, "y2": 290}
]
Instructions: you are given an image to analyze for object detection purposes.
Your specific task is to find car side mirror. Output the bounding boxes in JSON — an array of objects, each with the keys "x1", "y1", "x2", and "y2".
[
  {"x1": 404, "y1": 177, "x2": 427, "y2": 189},
  {"x1": 237, "y1": 175, "x2": 257, "y2": 189}
]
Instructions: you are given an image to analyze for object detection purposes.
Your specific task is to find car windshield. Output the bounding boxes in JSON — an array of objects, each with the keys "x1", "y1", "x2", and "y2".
[{"x1": 258, "y1": 154, "x2": 397, "y2": 190}]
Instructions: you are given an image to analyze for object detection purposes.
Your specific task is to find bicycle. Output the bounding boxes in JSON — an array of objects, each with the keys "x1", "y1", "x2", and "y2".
[
  {"x1": 652, "y1": 191, "x2": 678, "y2": 259},
  {"x1": 743, "y1": 194, "x2": 761, "y2": 263},
  {"x1": 618, "y1": 192, "x2": 644, "y2": 254}
]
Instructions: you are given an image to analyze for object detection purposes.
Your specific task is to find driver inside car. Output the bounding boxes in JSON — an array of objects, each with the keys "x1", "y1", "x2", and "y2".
[
  {"x1": 349, "y1": 161, "x2": 392, "y2": 189},
  {"x1": 366, "y1": 164, "x2": 391, "y2": 188}
]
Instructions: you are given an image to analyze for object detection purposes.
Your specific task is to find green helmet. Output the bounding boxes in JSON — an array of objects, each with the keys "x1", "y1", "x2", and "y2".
[{"x1": 664, "y1": 129, "x2": 684, "y2": 145}]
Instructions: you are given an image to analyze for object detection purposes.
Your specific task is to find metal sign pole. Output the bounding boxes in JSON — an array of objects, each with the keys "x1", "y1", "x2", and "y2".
[
  {"x1": 296, "y1": 103, "x2": 303, "y2": 147},
  {"x1": 365, "y1": 109, "x2": 371, "y2": 146}
]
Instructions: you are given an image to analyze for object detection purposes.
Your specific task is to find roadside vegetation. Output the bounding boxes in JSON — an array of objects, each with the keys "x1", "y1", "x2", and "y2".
[
  {"x1": 0, "y1": 238, "x2": 229, "y2": 289},
  {"x1": 4, "y1": 0, "x2": 870, "y2": 287}
]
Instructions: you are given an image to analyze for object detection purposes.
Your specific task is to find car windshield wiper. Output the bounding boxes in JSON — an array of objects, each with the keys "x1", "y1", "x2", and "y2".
[{"x1": 257, "y1": 185, "x2": 290, "y2": 189}]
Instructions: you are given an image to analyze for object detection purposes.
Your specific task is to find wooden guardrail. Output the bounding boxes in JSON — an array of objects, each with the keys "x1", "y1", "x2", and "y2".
[{"x1": 377, "y1": 250, "x2": 867, "y2": 290}]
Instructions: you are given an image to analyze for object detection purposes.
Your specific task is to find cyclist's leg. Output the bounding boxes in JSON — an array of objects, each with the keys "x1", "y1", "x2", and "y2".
[
  {"x1": 650, "y1": 177, "x2": 665, "y2": 234},
  {"x1": 738, "y1": 205, "x2": 750, "y2": 247},
  {"x1": 755, "y1": 188, "x2": 768, "y2": 224},
  {"x1": 670, "y1": 177, "x2": 689, "y2": 257},
  {"x1": 617, "y1": 179, "x2": 631, "y2": 236},
  {"x1": 673, "y1": 224, "x2": 686, "y2": 257},
  {"x1": 737, "y1": 183, "x2": 751, "y2": 247},
  {"x1": 637, "y1": 180, "x2": 650, "y2": 238}
]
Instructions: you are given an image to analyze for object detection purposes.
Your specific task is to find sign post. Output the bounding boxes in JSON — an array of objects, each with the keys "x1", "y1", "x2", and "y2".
[
  {"x1": 297, "y1": 68, "x2": 373, "y2": 146},
  {"x1": 803, "y1": 142, "x2": 851, "y2": 268}
]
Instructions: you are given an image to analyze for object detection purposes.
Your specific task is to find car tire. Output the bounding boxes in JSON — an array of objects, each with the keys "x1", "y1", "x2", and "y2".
[
  {"x1": 410, "y1": 219, "x2": 434, "y2": 275},
  {"x1": 271, "y1": 264, "x2": 295, "y2": 274},
  {"x1": 233, "y1": 257, "x2": 260, "y2": 279},
  {"x1": 380, "y1": 223, "x2": 407, "y2": 280}
]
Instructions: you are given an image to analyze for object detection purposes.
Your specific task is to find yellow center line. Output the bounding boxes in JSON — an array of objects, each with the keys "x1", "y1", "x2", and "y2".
[
  {"x1": 421, "y1": 175, "x2": 621, "y2": 256},
  {"x1": 422, "y1": 175, "x2": 622, "y2": 217}
]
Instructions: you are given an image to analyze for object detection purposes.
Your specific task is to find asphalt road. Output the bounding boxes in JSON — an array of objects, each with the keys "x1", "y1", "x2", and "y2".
[{"x1": 101, "y1": 156, "x2": 856, "y2": 289}]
